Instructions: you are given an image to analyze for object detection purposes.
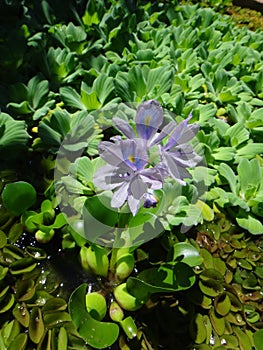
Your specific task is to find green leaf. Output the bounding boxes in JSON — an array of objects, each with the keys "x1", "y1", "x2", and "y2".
[
  {"x1": 236, "y1": 143, "x2": 263, "y2": 158},
  {"x1": 69, "y1": 156, "x2": 95, "y2": 185},
  {"x1": 58, "y1": 327, "x2": 68, "y2": 350},
  {"x1": 29, "y1": 307, "x2": 45, "y2": 344},
  {"x1": 195, "y1": 200, "x2": 214, "y2": 222},
  {"x1": 0, "y1": 113, "x2": 29, "y2": 153},
  {"x1": 60, "y1": 86, "x2": 86, "y2": 110},
  {"x1": 115, "y1": 72, "x2": 133, "y2": 101},
  {"x1": 146, "y1": 66, "x2": 173, "y2": 98},
  {"x1": 85, "y1": 292, "x2": 107, "y2": 321},
  {"x1": 119, "y1": 316, "x2": 137, "y2": 339},
  {"x1": 7, "y1": 101, "x2": 32, "y2": 114},
  {"x1": 83, "y1": 193, "x2": 119, "y2": 243},
  {"x1": 234, "y1": 326, "x2": 253, "y2": 350},
  {"x1": 8, "y1": 333, "x2": 28, "y2": 350},
  {"x1": 237, "y1": 158, "x2": 261, "y2": 198},
  {"x1": 225, "y1": 122, "x2": 249, "y2": 147},
  {"x1": 38, "y1": 108, "x2": 71, "y2": 149},
  {"x1": 212, "y1": 147, "x2": 235, "y2": 161},
  {"x1": 218, "y1": 163, "x2": 237, "y2": 194},
  {"x1": 2, "y1": 182, "x2": 37, "y2": 216},
  {"x1": 93, "y1": 74, "x2": 115, "y2": 105},
  {"x1": 236, "y1": 214, "x2": 263, "y2": 235},
  {"x1": 81, "y1": 90, "x2": 101, "y2": 110},
  {"x1": 69, "y1": 284, "x2": 119, "y2": 349},
  {"x1": 169, "y1": 242, "x2": 203, "y2": 267},
  {"x1": 127, "y1": 262, "x2": 196, "y2": 301},
  {"x1": 254, "y1": 329, "x2": 263, "y2": 350},
  {"x1": 28, "y1": 76, "x2": 49, "y2": 109}
]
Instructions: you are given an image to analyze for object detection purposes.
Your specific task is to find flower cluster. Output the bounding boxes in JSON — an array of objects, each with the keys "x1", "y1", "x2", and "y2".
[{"x1": 94, "y1": 100, "x2": 202, "y2": 216}]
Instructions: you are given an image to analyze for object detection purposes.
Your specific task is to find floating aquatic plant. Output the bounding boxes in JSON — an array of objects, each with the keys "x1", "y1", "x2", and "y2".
[{"x1": 94, "y1": 100, "x2": 201, "y2": 216}]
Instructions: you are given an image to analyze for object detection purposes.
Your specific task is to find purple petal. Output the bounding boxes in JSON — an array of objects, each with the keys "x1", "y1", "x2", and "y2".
[
  {"x1": 93, "y1": 164, "x2": 126, "y2": 190},
  {"x1": 121, "y1": 139, "x2": 148, "y2": 171},
  {"x1": 139, "y1": 168, "x2": 164, "y2": 190},
  {"x1": 127, "y1": 176, "x2": 148, "y2": 215},
  {"x1": 165, "y1": 144, "x2": 202, "y2": 169},
  {"x1": 113, "y1": 117, "x2": 136, "y2": 139},
  {"x1": 162, "y1": 152, "x2": 190, "y2": 185},
  {"x1": 111, "y1": 181, "x2": 129, "y2": 208},
  {"x1": 150, "y1": 121, "x2": 176, "y2": 146},
  {"x1": 164, "y1": 113, "x2": 199, "y2": 151},
  {"x1": 99, "y1": 141, "x2": 131, "y2": 171},
  {"x1": 129, "y1": 175, "x2": 148, "y2": 200},
  {"x1": 127, "y1": 195, "x2": 141, "y2": 216},
  {"x1": 136, "y1": 100, "x2": 163, "y2": 141}
]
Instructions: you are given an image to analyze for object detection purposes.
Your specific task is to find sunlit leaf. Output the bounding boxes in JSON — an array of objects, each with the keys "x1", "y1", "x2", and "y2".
[{"x1": 69, "y1": 284, "x2": 119, "y2": 349}]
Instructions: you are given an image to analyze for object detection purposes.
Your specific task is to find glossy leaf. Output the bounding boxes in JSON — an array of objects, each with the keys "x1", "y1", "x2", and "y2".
[
  {"x1": 127, "y1": 262, "x2": 196, "y2": 301},
  {"x1": 2, "y1": 181, "x2": 37, "y2": 216},
  {"x1": 83, "y1": 193, "x2": 119, "y2": 243},
  {"x1": 119, "y1": 316, "x2": 137, "y2": 339},
  {"x1": 29, "y1": 307, "x2": 45, "y2": 344},
  {"x1": 69, "y1": 284, "x2": 119, "y2": 349},
  {"x1": 85, "y1": 292, "x2": 107, "y2": 321},
  {"x1": 13, "y1": 303, "x2": 30, "y2": 327},
  {"x1": 169, "y1": 242, "x2": 203, "y2": 267}
]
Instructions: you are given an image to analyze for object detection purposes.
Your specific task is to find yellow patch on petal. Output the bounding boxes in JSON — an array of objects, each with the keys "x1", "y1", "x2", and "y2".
[
  {"x1": 145, "y1": 115, "x2": 152, "y2": 127},
  {"x1": 128, "y1": 154, "x2": 135, "y2": 163}
]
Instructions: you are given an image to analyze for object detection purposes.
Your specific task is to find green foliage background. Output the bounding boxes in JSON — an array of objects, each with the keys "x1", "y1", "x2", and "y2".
[{"x1": 0, "y1": 0, "x2": 263, "y2": 349}]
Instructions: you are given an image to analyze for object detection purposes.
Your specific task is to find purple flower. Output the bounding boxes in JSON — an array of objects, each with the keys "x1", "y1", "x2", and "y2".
[
  {"x1": 94, "y1": 138, "x2": 163, "y2": 215},
  {"x1": 113, "y1": 100, "x2": 175, "y2": 148},
  {"x1": 94, "y1": 100, "x2": 202, "y2": 216},
  {"x1": 160, "y1": 113, "x2": 202, "y2": 185}
]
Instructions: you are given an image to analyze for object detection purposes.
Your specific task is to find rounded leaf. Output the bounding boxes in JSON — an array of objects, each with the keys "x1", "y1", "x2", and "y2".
[
  {"x1": 58, "y1": 327, "x2": 68, "y2": 350},
  {"x1": 43, "y1": 311, "x2": 71, "y2": 327},
  {"x1": 199, "y1": 279, "x2": 224, "y2": 297},
  {"x1": 114, "y1": 283, "x2": 145, "y2": 311},
  {"x1": 2, "y1": 181, "x2": 37, "y2": 216},
  {"x1": 13, "y1": 303, "x2": 30, "y2": 327},
  {"x1": 86, "y1": 292, "x2": 107, "y2": 321},
  {"x1": 119, "y1": 316, "x2": 137, "y2": 339},
  {"x1": 115, "y1": 253, "x2": 135, "y2": 281},
  {"x1": 69, "y1": 284, "x2": 119, "y2": 349},
  {"x1": 171, "y1": 242, "x2": 203, "y2": 267},
  {"x1": 214, "y1": 293, "x2": 231, "y2": 316},
  {"x1": 9, "y1": 258, "x2": 37, "y2": 275},
  {"x1": 190, "y1": 313, "x2": 207, "y2": 344}
]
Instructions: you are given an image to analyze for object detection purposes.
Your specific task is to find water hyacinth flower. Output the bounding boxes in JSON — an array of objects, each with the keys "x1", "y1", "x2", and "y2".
[
  {"x1": 160, "y1": 113, "x2": 202, "y2": 185},
  {"x1": 94, "y1": 100, "x2": 201, "y2": 215},
  {"x1": 113, "y1": 100, "x2": 176, "y2": 148},
  {"x1": 93, "y1": 137, "x2": 164, "y2": 216}
]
